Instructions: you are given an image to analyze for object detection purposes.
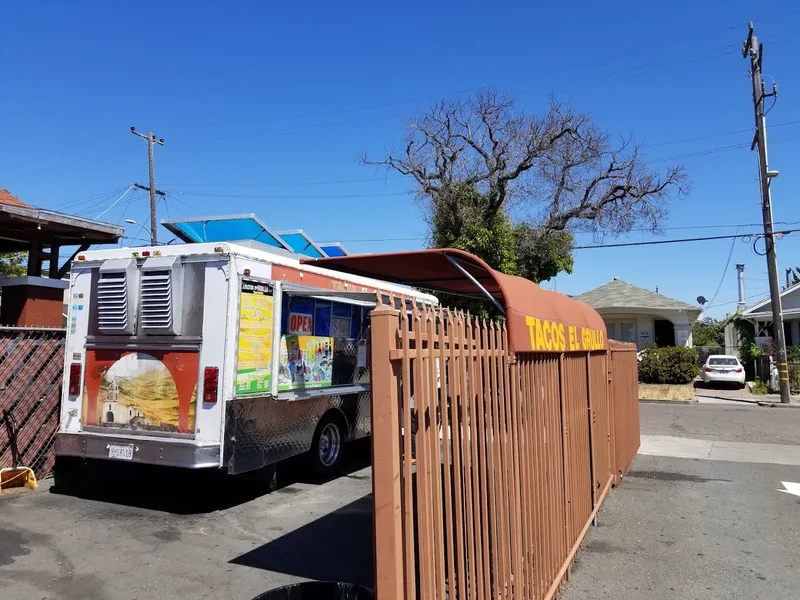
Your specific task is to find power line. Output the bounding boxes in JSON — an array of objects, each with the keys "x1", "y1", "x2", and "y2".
[
  {"x1": 706, "y1": 228, "x2": 739, "y2": 306},
  {"x1": 158, "y1": 33, "x2": 750, "y2": 132},
  {"x1": 49, "y1": 186, "x2": 132, "y2": 211},
  {"x1": 643, "y1": 119, "x2": 800, "y2": 148},
  {"x1": 183, "y1": 190, "x2": 410, "y2": 200},
  {"x1": 162, "y1": 175, "x2": 405, "y2": 188},
  {"x1": 572, "y1": 229, "x2": 799, "y2": 250},
  {"x1": 651, "y1": 133, "x2": 800, "y2": 163},
  {"x1": 165, "y1": 193, "x2": 207, "y2": 216},
  {"x1": 317, "y1": 221, "x2": 800, "y2": 245},
  {"x1": 94, "y1": 185, "x2": 135, "y2": 220}
]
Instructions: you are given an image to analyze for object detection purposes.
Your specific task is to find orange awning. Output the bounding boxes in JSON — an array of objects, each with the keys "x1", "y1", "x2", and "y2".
[{"x1": 304, "y1": 249, "x2": 606, "y2": 354}]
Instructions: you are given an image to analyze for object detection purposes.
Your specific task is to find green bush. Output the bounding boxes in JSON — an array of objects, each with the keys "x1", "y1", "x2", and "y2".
[
  {"x1": 751, "y1": 379, "x2": 768, "y2": 395},
  {"x1": 638, "y1": 346, "x2": 700, "y2": 384}
]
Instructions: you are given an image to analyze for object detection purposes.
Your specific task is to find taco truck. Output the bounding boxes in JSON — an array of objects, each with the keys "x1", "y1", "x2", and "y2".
[{"x1": 54, "y1": 215, "x2": 436, "y2": 480}]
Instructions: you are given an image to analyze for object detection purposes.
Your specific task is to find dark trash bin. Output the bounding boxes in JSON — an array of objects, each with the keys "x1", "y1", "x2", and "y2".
[{"x1": 251, "y1": 581, "x2": 374, "y2": 600}]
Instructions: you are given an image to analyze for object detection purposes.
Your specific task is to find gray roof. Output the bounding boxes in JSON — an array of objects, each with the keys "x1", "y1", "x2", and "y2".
[{"x1": 576, "y1": 279, "x2": 701, "y2": 312}]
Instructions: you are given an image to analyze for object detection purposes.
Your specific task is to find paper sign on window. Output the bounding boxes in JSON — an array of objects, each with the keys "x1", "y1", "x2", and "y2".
[
  {"x1": 288, "y1": 313, "x2": 313, "y2": 335},
  {"x1": 330, "y1": 316, "x2": 351, "y2": 338}
]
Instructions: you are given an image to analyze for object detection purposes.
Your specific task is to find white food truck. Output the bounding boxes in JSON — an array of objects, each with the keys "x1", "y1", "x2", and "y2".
[{"x1": 55, "y1": 215, "x2": 436, "y2": 479}]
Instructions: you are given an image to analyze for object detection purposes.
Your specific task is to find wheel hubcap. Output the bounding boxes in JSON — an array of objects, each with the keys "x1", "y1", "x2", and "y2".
[{"x1": 319, "y1": 423, "x2": 341, "y2": 467}]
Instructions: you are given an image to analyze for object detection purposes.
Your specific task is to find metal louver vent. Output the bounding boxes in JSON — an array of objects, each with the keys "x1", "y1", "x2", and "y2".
[
  {"x1": 140, "y1": 256, "x2": 183, "y2": 335},
  {"x1": 96, "y1": 258, "x2": 138, "y2": 335},
  {"x1": 97, "y1": 272, "x2": 128, "y2": 331},
  {"x1": 141, "y1": 270, "x2": 173, "y2": 329}
]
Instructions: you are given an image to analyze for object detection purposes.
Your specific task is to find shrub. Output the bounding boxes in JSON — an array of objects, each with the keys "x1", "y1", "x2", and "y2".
[
  {"x1": 638, "y1": 349, "x2": 666, "y2": 384},
  {"x1": 751, "y1": 379, "x2": 768, "y2": 395},
  {"x1": 638, "y1": 346, "x2": 700, "y2": 384}
]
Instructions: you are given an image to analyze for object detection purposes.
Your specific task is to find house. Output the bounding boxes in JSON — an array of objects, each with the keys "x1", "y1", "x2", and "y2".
[
  {"x1": 739, "y1": 281, "x2": 800, "y2": 348},
  {"x1": 576, "y1": 278, "x2": 702, "y2": 349}
]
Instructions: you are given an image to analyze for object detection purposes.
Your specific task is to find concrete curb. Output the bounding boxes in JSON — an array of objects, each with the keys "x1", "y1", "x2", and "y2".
[
  {"x1": 639, "y1": 398, "x2": 695, "y2": 405},
  {"x1": 756, "y1": 401, "x2": 800, "y2": 409}
]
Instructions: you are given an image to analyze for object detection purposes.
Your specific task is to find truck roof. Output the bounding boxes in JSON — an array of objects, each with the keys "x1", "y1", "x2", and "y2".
[{"x1": 75, "y1": 240, "x2": 438, "y2": 303}]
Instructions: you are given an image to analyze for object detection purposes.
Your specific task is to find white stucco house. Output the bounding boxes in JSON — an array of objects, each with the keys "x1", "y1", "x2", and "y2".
[{"x1": 576, "y1": 278, "x2": 702, "y2": 349}]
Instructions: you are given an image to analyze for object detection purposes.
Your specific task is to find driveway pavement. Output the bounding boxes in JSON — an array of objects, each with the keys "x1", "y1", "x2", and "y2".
[{"x1": 562, "y1": 402, "x2": 800, "y2": 600}]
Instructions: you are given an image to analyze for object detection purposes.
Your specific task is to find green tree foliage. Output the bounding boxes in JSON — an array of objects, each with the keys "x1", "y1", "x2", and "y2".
[
  {"x1": 732, "y1": 317, "x2": 761, "y2": 363},
  {"x1": 0, "y1": 252, "x2": 26, "y2": 278},
  {"x1": 430, "y1": 184, "x2": 518, "y2": 275},
  {"x1": 363, "y1": 90, "x2": 688, "y2": 300},
  {"x1": 692, "y1": 317, "x2": 726, "y2": 347}
]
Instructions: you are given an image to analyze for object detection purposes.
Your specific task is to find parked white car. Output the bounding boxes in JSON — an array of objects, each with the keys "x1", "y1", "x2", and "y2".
[{"x1": 702, "y1": 355, "x2": 746, "y2": 388}]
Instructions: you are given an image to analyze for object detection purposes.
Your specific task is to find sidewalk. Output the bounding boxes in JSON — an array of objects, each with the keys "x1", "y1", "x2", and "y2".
[{"x1": 694, "y1": 386, "x2": 800, "y2": 408}]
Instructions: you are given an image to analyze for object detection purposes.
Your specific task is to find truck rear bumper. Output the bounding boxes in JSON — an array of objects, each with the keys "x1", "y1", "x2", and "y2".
[{"x1": 55, "y1": 432, "x2": 221, "y2": 469}]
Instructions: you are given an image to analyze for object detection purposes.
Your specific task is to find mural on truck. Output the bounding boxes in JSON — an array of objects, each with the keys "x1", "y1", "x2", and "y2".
[
  {"x1": 278, "y1": 335, "x2": 334, "y2": 391},
  {"x1": 82, "y1": 350, "x2": 199, "y2": 433}
]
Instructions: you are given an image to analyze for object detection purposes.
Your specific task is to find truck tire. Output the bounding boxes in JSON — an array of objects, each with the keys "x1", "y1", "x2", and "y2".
[{"x1": 310, "y1": 413, "x2": 346, "y2": 474}]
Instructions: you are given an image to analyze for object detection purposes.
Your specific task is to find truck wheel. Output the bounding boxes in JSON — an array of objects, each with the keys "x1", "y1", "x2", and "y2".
[{"x1": 311, "y1": 414, "x2": 345, "y2": 473}]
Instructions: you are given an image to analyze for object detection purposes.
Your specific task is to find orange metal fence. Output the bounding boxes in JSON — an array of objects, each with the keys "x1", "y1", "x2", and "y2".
[{"x1": 370, "y1": 304, "x2": 640, "y2": 600}]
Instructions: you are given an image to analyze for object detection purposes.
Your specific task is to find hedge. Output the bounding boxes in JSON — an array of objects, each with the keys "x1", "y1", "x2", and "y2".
[{"x1": 639, "y1": 346, "x2": 700, "y2": 385}]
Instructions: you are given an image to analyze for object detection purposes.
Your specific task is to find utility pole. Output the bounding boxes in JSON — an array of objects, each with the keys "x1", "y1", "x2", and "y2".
[
  {"x1": 130, "y1": 127, "x2": 165, "y2": 245},
  {"x1": 743, "y1": 22, "x2": 790, "y2": 403}
]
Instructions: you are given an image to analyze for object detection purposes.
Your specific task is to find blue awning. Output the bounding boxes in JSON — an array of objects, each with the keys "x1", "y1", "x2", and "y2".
[
  {"x1": 320, "y1": 243, "x2": 348, "y2": 257},
  {"x1": 162, "y1": 214, "x2": 291, "y2": 250},
  {"x1": 275, "y1": 230, "x2": 327, "y2": 259}
]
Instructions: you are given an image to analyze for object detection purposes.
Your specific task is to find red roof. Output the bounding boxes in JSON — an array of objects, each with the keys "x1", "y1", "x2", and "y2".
[{"x1": 0, "y1": 189, "x2": 30, "y2": 208}]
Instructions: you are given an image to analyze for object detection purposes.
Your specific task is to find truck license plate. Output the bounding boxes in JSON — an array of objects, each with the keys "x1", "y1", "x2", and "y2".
[{"x1": 108, "y1": 444, "x2": 134, "y2": 460}]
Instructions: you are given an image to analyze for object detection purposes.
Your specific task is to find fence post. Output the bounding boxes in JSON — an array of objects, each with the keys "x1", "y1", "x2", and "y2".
[
  {"x1": 370, "y1": 305, "x2": 404, "y2": 600},
  {"x1": 586, "y1": 354, "x2": 597, "y2": 510}
]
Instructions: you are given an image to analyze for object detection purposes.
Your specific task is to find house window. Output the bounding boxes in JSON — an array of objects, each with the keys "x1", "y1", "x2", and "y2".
[{"x1": 619, "y1": 322, "x2": 635, "y2": 343}]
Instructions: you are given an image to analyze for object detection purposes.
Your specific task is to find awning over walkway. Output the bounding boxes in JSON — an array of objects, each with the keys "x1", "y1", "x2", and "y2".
[
  {"x1": 0, "y1": 197, "x2": 123, "y2": 278},
  {"x1": 304, "y1": 249, "x2": 606, "y2": 354}
]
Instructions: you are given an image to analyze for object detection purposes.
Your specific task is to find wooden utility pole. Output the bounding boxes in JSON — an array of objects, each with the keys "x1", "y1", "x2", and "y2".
[
  {"x1": 130, "y1": 127, "x2": 165, "y2": 245},
  {"x1": 743, "y1": 22, "x2": 790, "y2": 403}
]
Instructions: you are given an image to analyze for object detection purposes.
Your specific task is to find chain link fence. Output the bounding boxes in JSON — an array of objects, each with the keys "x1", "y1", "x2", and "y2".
[{"x1": 0, "y1": 327, "x2": 66, "y2": 480}]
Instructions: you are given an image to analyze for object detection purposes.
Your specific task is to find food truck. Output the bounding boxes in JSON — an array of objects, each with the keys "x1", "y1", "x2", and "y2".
[{"x1": 55, "y1": 215, "x2": 437, "y2": 478}]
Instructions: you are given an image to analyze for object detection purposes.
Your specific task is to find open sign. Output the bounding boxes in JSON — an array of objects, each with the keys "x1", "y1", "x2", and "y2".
[{"x1": 288, "y1": 313, "x2": 313, "y2": 335}]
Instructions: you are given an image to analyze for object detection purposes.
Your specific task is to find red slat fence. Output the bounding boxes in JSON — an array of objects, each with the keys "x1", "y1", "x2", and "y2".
[
  {"x1": 0, "y1": 327, "x2": 66, "y2": 480},
  {"x1": 370, "y1": 303, "x2": 640, "y2": 600}
]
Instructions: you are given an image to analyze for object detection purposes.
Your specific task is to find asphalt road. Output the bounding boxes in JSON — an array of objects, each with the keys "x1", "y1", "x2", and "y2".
[
  {"x1": 562, "y1": 402, "x2": 800, "y2": 600},
  {"x1": 2, "y1": 404, "x2": 798, "y2": 600},
  {"x1": 0, "y1": 442, "x2": 375, "y2": 600}
]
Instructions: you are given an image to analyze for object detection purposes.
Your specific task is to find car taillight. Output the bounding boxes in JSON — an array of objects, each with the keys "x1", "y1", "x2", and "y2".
[
  {"x1": 704, "y1": 367, "x2": 712, "y2": 372},
  {"x1": 68, "y1": 364, "x2": 82, "y2": 396},
  {"x1": 203, "y1": 367, "x2": 219, "y2": 403},
  {"x1": 735, "y1": 368, "x2": 743, "y2": 373}
]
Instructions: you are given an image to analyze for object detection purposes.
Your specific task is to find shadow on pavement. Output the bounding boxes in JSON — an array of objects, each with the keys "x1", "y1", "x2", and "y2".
[
  {"x1": 231, "y1": 494, "x2": 374, "y2": 588},
  {"x1": 49, "y1": 438, "x2": 373, "y2": 515}
]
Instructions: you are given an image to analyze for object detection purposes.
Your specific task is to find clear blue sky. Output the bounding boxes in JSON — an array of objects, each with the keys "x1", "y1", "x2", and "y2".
[{"x1": 2, "y1": 1, "x2": 799, "y2": 317}]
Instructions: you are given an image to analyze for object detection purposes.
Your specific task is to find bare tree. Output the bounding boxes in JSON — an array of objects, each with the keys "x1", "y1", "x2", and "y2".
[{"x1": 362, "y1": 90, "x2": 689, "y2": 241}]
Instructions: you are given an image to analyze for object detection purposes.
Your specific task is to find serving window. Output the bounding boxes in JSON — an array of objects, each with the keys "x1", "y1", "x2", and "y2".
[{"x1": 278, "y1": 291, "x2": 371, "y2": 394}]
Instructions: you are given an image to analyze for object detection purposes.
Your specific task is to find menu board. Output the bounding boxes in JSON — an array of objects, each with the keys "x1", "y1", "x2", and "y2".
[
  {"x1": 278, "y1": 335, "x2": 334, "y2": 391},
  {"x1": 236, "y1": 280, "x2": 274, "y2": 395}
]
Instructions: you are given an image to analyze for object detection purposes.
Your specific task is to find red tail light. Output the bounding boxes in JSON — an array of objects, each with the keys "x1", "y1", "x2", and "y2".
[
  {"x1": 704, "y1": 367, "x2": 712, "y2": 372},
  {"x1": 203, "y1": 367, "x2": 219, "y2": 403},
  {"x1": 68, "y1": 364, "x2": 82, "y2": 396},
  {"x1": 735, "y1": 368, "x2": 743, "y2": 373}
]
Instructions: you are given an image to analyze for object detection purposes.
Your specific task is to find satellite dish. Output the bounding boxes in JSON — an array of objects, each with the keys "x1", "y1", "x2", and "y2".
[{"x1": 697, "y1": 296, "x2": 707, "y2": 306}]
